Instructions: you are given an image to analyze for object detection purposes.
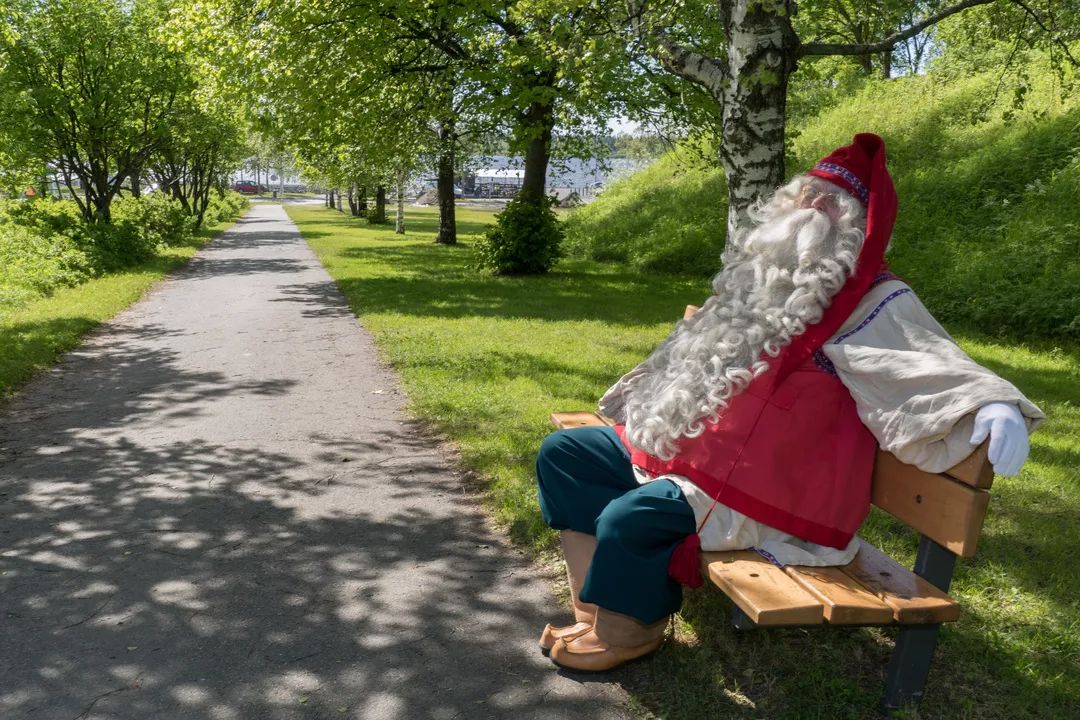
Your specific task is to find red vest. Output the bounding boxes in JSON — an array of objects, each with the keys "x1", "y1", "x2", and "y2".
[{"x1": 614, "y1": 353, "x2": 876, "y2": 549}]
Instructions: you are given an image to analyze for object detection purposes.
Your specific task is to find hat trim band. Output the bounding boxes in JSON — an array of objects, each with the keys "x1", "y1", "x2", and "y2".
[{"x1": 814, "y1": 162, "x2": 869, "y2": 204}]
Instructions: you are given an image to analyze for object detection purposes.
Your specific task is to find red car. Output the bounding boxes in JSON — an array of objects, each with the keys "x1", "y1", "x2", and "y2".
[{"x1": 232, "y1": 182, "x2": 260, "y2": 194}]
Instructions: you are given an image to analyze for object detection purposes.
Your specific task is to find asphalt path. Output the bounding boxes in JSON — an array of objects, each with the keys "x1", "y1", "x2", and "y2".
[{"x1": 0, "y1": 202, "x2": 632, "y2": 720}]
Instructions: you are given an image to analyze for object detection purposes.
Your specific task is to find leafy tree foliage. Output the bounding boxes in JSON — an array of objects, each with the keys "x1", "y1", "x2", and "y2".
[
  {"x1": 185, "y1": 0, "x2": 685, "y2": 266},
  {"x1": 150, "y1": 102, "x2": 246, "y2": 229},
  {"x1": 0, "y1": 0, "x2": 193, "y2": 222}
]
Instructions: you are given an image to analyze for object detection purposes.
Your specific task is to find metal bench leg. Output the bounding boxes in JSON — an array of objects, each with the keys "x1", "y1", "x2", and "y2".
[
  {"x1": 882, "y1": 536, "x2": 957, "y2": 713},
  {"x1": 730, "y1": 605, "x2": 756, "y2": 630},
  {"x1": 881, "y1": 624, "x2": 941, "y2": 712}
]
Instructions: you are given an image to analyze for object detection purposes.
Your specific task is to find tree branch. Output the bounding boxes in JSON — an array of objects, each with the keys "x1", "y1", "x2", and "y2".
[
  {"x1": 1007, "y1": 0, "x2": 1080, "y2": 67},
  {"x1": 626, "y1": 0, "x2": 728, "y2": 101},
  {"x1": 798, "y1": 0, "x2": 995, "y2": 57}
]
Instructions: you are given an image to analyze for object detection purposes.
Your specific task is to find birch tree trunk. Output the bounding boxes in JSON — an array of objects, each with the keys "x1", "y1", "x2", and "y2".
[
  {"x1": 717, "y1": 1, "x2": 797, "y2": 258},
  {"x1": 395, "y1": 169, "x2": 406, "y2": 234},
  {"x1": 636, "y1": 0, "x2": 994, "y2": 254},
  {"x1": 633, "y1": 0, "x2": 796, "y2": 255}
]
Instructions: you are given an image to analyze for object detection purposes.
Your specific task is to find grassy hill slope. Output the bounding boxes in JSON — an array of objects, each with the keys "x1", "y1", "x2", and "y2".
[{"x1": 564, "y1": 56, "x2": 1080, "y2": 340}]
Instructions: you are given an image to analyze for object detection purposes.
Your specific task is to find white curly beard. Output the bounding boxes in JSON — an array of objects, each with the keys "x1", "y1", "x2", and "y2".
[{"x1": 609, "y1": 176, "x2": 867, "y2": 461}]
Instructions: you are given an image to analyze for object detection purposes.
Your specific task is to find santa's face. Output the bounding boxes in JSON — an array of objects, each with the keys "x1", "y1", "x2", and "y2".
[
  {"x1": 797, "y1": 180, "x2": 844, "y2": 223},
  {"x1": 737, "y1": 176, "x2": 863, "y2": 272}
]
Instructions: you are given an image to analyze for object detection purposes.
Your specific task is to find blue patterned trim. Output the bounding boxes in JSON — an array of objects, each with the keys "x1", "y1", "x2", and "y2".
[
  {"x1": 812, "y1": 349, "x2": 838, "y2": 377},
  {"x1": 814, "y1": 162, "x2": 869, "y2": 204},
  {"x1": 832, "y1": 288, "x2": 913, "y2": 345},
  {"x1": 754, "y1": 547, "x2": 786, "y2": 569},
  {"x1": 871, "y1": 271, "x2": 899, "y2": 288}
]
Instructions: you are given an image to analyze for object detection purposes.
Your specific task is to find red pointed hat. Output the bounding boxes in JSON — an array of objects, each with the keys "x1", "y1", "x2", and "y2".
[
  {"x1": 775, "y1": 133, "x2": 899, "y2": 380},
  {"x1": 805, "y1": 132, "x2": 896, "y2": 251}
]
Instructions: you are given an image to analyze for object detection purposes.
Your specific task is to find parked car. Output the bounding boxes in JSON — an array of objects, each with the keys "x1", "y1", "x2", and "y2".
[{"x1": 232, "y1": 181, "x2": 260, "y2": 194}]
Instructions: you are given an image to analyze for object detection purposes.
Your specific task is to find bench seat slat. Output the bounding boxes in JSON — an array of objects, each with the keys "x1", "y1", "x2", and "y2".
[
  {"x1": 872, "y1": 451, "x2": 990, "y2": 557},
  {"x1": 702, "y1": 550, "x2": 824, "y2": 626},
  {"x1": 840, "y1": 540, "x2": 960, "y2": 624},
  {"x1": 784, "y1": 565, "x2": 896, "y2": 625},
  {"x1": 549, "y1": 411, "x2": 612, "y2": 430}
]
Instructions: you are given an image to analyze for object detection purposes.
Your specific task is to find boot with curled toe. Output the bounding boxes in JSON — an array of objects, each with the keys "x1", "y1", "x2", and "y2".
[
  {"x1": 539, "y1": 530, "x2": 597, "y2": 654},
  {"x1": 549, "y1": 606, "x2": 668, "y2": 673}
]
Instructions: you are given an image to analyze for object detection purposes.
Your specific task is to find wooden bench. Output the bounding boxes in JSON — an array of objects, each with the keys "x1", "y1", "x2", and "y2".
[{"x1": 549, "y1": 305, "x2": 995, "y2": 713}]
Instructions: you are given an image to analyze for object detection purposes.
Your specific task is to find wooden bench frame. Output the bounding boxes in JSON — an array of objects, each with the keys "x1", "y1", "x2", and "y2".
[{"x1": 550, "y1": 306, "x2": 996, "y2": 714}]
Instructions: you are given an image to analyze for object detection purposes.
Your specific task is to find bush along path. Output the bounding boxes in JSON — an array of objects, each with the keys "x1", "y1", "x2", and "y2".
[
  {"x1": 0, "y1": 201, "x2": 632, "y2": 720},
  {"x1": 0, "y1": 192, "x2": 250, "y2": 396}
]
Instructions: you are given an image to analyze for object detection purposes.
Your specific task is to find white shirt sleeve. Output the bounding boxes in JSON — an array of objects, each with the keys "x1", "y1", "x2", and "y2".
[{"x1": 821, "y1": 280, "x2": 1045, "y2": 472}]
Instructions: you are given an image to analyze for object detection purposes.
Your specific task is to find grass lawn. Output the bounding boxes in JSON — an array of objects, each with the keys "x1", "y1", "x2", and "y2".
[
  {"x1": 288, "y1": 202, "x2": 1079, "y2": 720},
  {"x1": 0, "y1": 216, "x2": 244, "y2": 397}
]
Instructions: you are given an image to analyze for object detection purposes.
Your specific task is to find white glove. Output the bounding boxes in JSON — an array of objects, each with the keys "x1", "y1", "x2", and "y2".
[{"x1": 970, "y1": 402, "x2": 1029, "y2": 477}]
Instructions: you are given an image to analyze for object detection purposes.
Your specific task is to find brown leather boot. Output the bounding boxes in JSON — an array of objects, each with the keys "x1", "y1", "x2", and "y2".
[
  {"x1": 539, "y1": 530, "x2": 597, "y2": 653},
  {"x1": 549, "y1": 607, "x2": 668, "y2": 672}
]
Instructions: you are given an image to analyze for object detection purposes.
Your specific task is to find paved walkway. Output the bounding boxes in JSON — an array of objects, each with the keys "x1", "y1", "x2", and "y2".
[{"x1": 0, "y1": 203, "x2": 631, "y2": 720}]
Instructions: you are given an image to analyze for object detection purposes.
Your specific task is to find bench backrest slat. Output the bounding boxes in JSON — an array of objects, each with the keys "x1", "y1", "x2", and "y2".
[
  {"x1": 871, "y1": 451, "x2": 990, "y2": 557},
  {"x1": 942, "y1": 442, "x2": 994, "y2": 488}
]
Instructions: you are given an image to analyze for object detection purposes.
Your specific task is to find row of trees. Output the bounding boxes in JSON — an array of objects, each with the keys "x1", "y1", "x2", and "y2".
[
  {"x1": 0, "y1": 0, "x2": 248, "y2": 228},
  {"x1": 178, "y1": 1, "x2": 1074, "y2": 272}
]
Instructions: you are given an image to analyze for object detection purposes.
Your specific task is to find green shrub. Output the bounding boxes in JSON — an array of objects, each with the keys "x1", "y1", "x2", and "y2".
[
  {"x1": 0, "y1": 189, "x2": 248, "y2": 314},
  {"x1": 200, "y1": 190, "x2": 249, "y2": 227},
  {"x1": 473, "y1": 195, "x2": 564, "y2": 275},
  {"x1": 113, "y1": 193, "x2": 193, "y2": 249},
  {"x1": 366, "y1": 206, "x2": 389, "y2": 224},
  {"x1": 0, "y1": 220, "x2": 92, "y2": 298}
]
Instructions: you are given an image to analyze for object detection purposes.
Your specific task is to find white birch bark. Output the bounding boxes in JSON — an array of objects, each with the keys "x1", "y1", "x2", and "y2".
[
  {"x1": 718, "y1": 1, "x2": 796, "y2": 259},
  {"x1": 395, "y1": 168, "x2": 405, "y2": 234},
  {"x1": 629, "y1": 1, "x2": 796, "y2": 260}
]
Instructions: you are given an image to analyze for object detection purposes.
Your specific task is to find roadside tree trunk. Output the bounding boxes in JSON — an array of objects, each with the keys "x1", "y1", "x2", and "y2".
[
  {"x1": 635, "y1": 0, "x2": 1001, "y2": 248},
  {"x1": 395, "y1": 170, "x2": 406, "y2": 234},
  {"x1": 435, "y1": 121, "x2": 457, "y2": 244},
  {"x1": 357, "y1": 186, "x2": 367, "y2": 215},
  {"x1": 371, "y1": 185, "x2": 387, "y2": 223},
  {"x1": 518, "y1": 98, "x2": 555, "y2": 207},
  {"x1": 716, "y1": 2, "x2": 797, "y2": 255},
  {"x1": 347, "y1": 185, "x2": 359, "y2": 216}
]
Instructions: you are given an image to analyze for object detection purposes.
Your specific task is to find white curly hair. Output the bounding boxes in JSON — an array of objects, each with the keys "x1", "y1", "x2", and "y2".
[{"x1": 604, "y1": 175, "x2": 868, "y2": 461}]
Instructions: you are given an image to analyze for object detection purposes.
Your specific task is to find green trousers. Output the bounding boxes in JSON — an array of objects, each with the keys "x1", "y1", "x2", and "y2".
[{"x1": 536, "y1": 426, "x2": 696, "y2": 624}]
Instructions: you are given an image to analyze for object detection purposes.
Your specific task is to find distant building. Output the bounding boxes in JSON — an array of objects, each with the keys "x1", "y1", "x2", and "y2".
[
  {"x1": 459, "y1": 156, "x2": 645, "y2": 201},
  {"x1": 465, "y1": 166, "x2": 524, "y2": 198}
]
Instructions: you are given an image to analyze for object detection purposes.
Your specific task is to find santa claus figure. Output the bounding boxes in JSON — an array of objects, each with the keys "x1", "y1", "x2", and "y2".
[{"x1": 535, "y1": 134, "x2": 1044, "y2": 672}]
